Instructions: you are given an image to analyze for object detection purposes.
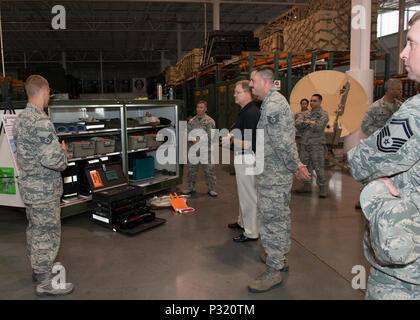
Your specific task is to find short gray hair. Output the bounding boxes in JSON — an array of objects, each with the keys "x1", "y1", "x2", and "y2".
[
  {"x1": 25, "y1": 75, "x2": 49, "y2": 98},
  {"x1": 235, "y1": 80, "x2": 251, "y2": 93},
  {"x1": 384, "y1": 79, "x2": 402, "y2": 91},
  {"x1": 254, "y1": 65, "x2": 275, "y2": 83}
]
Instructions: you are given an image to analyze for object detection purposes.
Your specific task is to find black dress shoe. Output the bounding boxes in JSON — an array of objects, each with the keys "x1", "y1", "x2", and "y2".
[
  {"x1": 233, "y1": 234, "x2": 258, "y2": 242},
  {"x1": 228, "y1": 222, "x2": 244, "y2": 230}
]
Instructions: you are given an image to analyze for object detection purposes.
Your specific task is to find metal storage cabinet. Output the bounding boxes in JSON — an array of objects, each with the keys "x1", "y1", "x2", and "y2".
[{"x1": 0, "y1": 99, "x2": 183, "y2": 218}]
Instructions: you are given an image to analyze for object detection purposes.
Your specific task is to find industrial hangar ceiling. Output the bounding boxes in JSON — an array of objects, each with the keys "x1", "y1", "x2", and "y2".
[
  {"x1": 1, "y1": 0, "x2": 309, "y2": 71},
  {"x1": 0, "y1": 0, "x2": 416, "y2": 74}
]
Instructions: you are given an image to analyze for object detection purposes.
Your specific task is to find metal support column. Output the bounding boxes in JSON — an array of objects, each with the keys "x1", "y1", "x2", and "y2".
[
  {"x1": 120, "y1": 104, "x2": 128, "y2": 178},
  {"x1": 249, "y1": 51, "x2": 254, "y2": 78},
  {"x1": 216, "y1": 64, "x2": 221, "y2": 83},
  {"x1": 347, "y1": 0, "x2": 374, "y2": 104},
  {"x1": 204, "y1": 3, "x2": 207, "y2": 42},
  {"x1": 99, "y1": 50, "x2": 104, "y2": 95},
  {"x1": 213, "y1": 0, "x2": 220, "y2": 31},
  {"x1": 1, "y1": 77, "x2": 8, "y2": 101},
  {"x1": 274, "y1": 51, "x2": 279, "y2": 80},
  {"x1": 182, "y1": 83, "x2": 187, "y2": 114},
  {"x1": 234, "y1": 64, "x2": 240, "y2": 78},
  {"x1": 311, "y1": 52, "x2": 317, "y2": 73},
  {"x1": 328, "y1": 52, "x2": 334, "y2": 70},
  {"x1": 287, "y1": 52, "x2": 292, "y2": 101}
]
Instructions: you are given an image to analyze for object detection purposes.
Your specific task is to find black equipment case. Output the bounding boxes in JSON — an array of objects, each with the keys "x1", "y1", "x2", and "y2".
[{"x1": 84, "y1": 160, "x2": 166, "y2": 236}]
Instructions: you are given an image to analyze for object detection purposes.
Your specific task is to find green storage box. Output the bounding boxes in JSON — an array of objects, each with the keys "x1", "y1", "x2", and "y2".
[
  {"x1": 70, "y1": 140, "x2": 95, "y2": 158},
  {"x1": 91, "y1": 137, "x2": 115, "y2": 155},
  {"x1": 129, "y1": 156, "x2": 155, "y2": 180},
  {"x1": 145, "y1": 134, "x2": 162, "y2": 148},
  {"x1": 128, "y1": 135, "x2": 147, "y2": 150}
]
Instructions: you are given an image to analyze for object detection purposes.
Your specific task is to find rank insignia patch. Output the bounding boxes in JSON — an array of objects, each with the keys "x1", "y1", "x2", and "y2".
[
  {"x1": 40, "y1": 133, "x2": 54, "y2": 145},
  {"x1": 376, "y1": 118, "x2": 413, "y2": 153},
  {"x1": 267, "y1": 114, "x2": 280, "y2": 125}
]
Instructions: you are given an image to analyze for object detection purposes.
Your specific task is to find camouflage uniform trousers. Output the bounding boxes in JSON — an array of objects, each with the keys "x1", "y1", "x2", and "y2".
[
  {"x1": 366, "y1": 268, "x2": 420, "y2": 300},
  {"x1": 187, "y1": 162, "x2": 216, "y2": 190},
  {"x1": 257, "y1": 185, "x2": 291, "y2": 271},
  {"x1": 300, "y1": 143, "x2": 326, "y2": 186},
  {"x1": 26, "y1": 198, "x2": 61, "y2": 274},
  {"x1": 295, "y1": 136, "x2": 302, "y2": 159}
]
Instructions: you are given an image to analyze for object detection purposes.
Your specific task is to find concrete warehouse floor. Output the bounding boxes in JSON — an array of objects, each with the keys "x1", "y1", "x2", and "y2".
[{"x1": 0, "y1": 163, "x2": 369, "y2": 300}]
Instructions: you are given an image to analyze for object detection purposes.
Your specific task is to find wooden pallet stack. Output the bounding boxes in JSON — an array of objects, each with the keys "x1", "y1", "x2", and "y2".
[
  {"x1": 175, "y1": 48, "x2": 203, "y2": 80},
  {"x1": 255, "y1": 0, "x2": 378, "y2": 54},
  {"x1": 284, "y1": 8, "x2": 351, "y2": 53},
  {"x1": 258, "y1": 31, "x2": 284, "y2": 53},
  {"x1": 255, "y1": 6, "x2": 309, "y2": 52},
  {"x1": 165, "y1": 66, "x2": 179, "y2": 85}
]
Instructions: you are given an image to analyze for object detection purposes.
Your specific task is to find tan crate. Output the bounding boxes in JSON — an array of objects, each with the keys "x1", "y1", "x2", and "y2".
[
  {"x1": 257, "y1": 0, "x2": 377, "y2": 53},
  {"x1": 255, "y1": 6, "x2": 309, "y2": 40},
  {"x1": 176, "y1": 48, "x2": 203, "y2": 80},
  {"x1": 165, "y1": 66, "x2": 179, "y2": 85},
  {"x1": 259, "y1": 31, "x2": 284, "y2": 53},
  {"x1": 128, "y1": 135, "x2": 146, "y2": 150},
  {"x1": 284, "y1": 10, "x2": 350, "y2": 53}
]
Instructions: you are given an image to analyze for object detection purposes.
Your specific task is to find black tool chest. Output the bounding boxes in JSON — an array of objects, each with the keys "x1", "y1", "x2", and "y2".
[{"x1": 84, "y1": 160, "x2": 166, "y2": 236}]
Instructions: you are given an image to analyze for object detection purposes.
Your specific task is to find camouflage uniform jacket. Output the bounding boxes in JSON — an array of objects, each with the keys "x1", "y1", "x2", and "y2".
[
  {"x1": 294, "y1": 111, "x2": 306, "y2": 138},
  {"x1": 294, "y1": 107, "x2": 329, "y2": 145},
  {"x1": 13, "y1": 103, "x2": 67, "y2": 204},
  {"x1": 187, "y1": 114, "x2": 216, "y2": 146},
  {"x1": 361, "y1": 96, "x2": 402, "y2": 136},
  {"x1": 256, "y1": 88, "x2": 300, "y2": 189},
  {"x1": 348, "y1": 94, "x2": 420, "y2": 284}
]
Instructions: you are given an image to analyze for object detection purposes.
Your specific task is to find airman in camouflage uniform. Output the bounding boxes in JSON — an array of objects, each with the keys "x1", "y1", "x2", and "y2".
[
  {"x1": 294, "y1": 98, "x2": 309, "y2": 156},
  {"x1": 13, "y1": 75, "x2": 73, "y2": 296},
  {"x1": 347, "y1": 13, "x2": 420, "y2": 300},
  {"x1": 361, "y1": 79, "x2": 402, "y2": 137},
  {"x1": 248, "y1": 66, "x2": 310, "y2": 293},
  {"x1": 182, "y1": 100, "x2": 218, "y2": 197},
  {"x1": 295, "y1": 94, "x2": 329, "y2": 198}
]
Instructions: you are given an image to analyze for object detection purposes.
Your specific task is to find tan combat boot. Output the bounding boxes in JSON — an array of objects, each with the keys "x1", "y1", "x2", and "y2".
[
  {"x1": 319, "y1": 186, "x2": 327, "y2": 198},
  {"x1": 248, "y1": 266, "x2": 283, "y2": 293},
  {"x1": 36, "y1": 275, "x2": 74, "y2": 296},
  {"x1": 181, "y1": 184, "x2": 195, "y2": 195},
  {"x1": 208, "y1": 190, "x2": 218, "y2": 197},
  {"x1": 295, "y1": 182, "x2": 312, "y2": 194}
]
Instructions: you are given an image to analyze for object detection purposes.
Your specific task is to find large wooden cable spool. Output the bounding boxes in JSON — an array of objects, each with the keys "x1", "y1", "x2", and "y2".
[{"x1": 290, "y1": 70, "x2": 369, "y2": 170}]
